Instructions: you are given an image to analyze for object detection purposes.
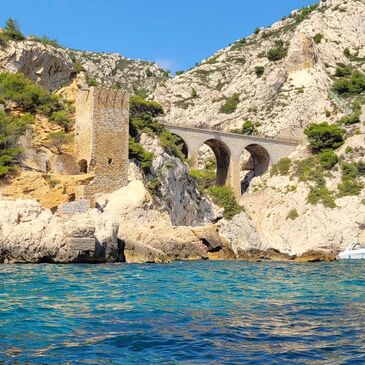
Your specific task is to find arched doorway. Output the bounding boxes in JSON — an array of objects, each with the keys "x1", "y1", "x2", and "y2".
[
  {"x1": 78, "y1": 159, "x2": 88, "y2": 174},
  {"x1": 240, "y1": 144, "x2": 270, "y2": 193}
]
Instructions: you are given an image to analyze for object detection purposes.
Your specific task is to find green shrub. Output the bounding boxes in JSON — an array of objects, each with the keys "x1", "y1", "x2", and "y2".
[
  {"x1": 341, "y1": 162, "x2": 358, "y2": 179},
  {"x1": 332, "y1": 70, "x2": 365, "y2": 96},
  {"x1": 86, "y1": 77, "x2": 97, "y2": 87},
  {"x1": 230, "y1": 38, "x2": 246, "y2": 51},
  {"x1": 335, "y1": 65, "x2": 352, "y2": 77},
  {"x1": 43, "y1": 175, "x2": 61, "y2": 188},
  {"x1": 344, "y1": 48, "x2": 351, "y2": 58},
  {"x1": 294, "y1": 157, "x2": 318, "y2": 181},
  {"x1": 319, "y1": 150, "x2": 338, "y2": 170},
  {"x1": 190, "y1": 168, "x2": 216, "y2": 191},
  {"x1": 304, "y1": 122, "x2": 345, "y2": 152},
  {"x1": 337, "y1": 162, "x2": 364, "y2": 197},
  {"x1": 191, "y1": 88, "x2": 198, "y2": 98},
  {"x1": 159, "y1": 129, "x2": 185, "y2": 159},
  {"x1": 147, "y1": 177, "x2": 161, "y2": 194},
  {"x1": 286, "y1": 208, "x2": 299, "y2": 220},
  {"x1": 219, "y1": 93, "x2": 240, "y2": 114},
  {"x1": 129, "y1": 96, "x2": 164, "y2": 138},
  {"x1": 254, "y1": 28, "x2": 261, "y2": 35},
  {"x1": 0, "y1": 72, "x2": 63, "y2": 116},
  {"x1": 1, "y1": 18, "x2": 25, "y2": 42},
  {"x1": 47, "y1": 131, "x2": 71, "y2": 154},
  {"x1": 189, "y1": 158, "x2": 217, "y2": 191},
  {"x1": 0, "y1": 111, "x2": 34, "y2": 177},
  {"x1": 175, "y1": 71, "x2": 184, "y2": 76},
  {"x1": 241, "y1": 120, "x2": 256, "y2": 135},
  {"x1": 130, "y1": 95, "x2": 164, "y2": 118},
  {"x1": 339, "y1": 111, "x2": 361, "y2": 125},
  {"x1": 70, "y1": 55, "x2": 85, "y2": 74},
  {"x1": 307, "y1": 185, "x2": 336, "y2": 208},
  {"x1": 208, "y1": 185, "x2": 242, "y2": 219},
  {"x1": 293, "y1": 155, "x2": 337, "y2": 208},
  {"x1": 313, "y1": 33, "x2": 323, "y2": 44},
  {"x1": 294, "y1": 4, "x2": 319, "y2": 23},
  {"x1": 128, "y1": 136, "x2": 154, "y2": 171},
  {"x1": 270, "y1": 158, "x2": 292, "y2": 176},
  {"x1": 254, "y1": 66, "x2": 265, "y2": 77},
  {"x1": 50, "y1": 110, "x2": 73, "y2": 132},
  {"x1": 267, "y1": 40, "x2": 288, "y2": 61},
  {"x1": 338, "y1": 179, "x2": 363, "y2": 197},
  {"x1": 32, "y1": 35, "x2": 61, "y2": 48},
  {"x1": 146, "y1": 69, "x2": 153, "y2": 77}
]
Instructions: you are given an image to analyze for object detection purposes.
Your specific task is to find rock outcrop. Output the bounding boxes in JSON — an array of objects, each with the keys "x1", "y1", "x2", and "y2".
[
  {"x1": 68, "y1": 49, "x2": 170, "y2": 95},
  {"x1": 1, "y1": 0, "x2": 365, "y2": 263},
  {"x1": 0, "y1": 40, "x2": 74, "y2": 91},
  {"x1": 0, "y1": 182, "x2": 228, "y2": 264},
  {"x1": 0, "y1": 200, "x2": 120, "y2": 263},
  {"x1": 153, "y1": 0, "x2": 365, "y2": 138},
  {"x1": 139, "y1": 134, "x2": 221, "y2": 226}
]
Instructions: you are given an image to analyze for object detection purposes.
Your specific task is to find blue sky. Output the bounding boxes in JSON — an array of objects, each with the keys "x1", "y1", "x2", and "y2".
[{"x1": 1, "y1": 0, "x2": 317, "y2": 72}]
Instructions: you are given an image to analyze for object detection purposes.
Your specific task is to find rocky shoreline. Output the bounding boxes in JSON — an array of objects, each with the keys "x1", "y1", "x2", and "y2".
[{"x1": 0, "y1": 195, "x2": 338, "y2": 265}]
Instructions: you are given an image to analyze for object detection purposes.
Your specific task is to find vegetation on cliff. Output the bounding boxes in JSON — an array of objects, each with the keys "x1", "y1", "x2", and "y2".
[
  {"x1": 0, "y1": 18, "x2": 25, "y2": 46},
  {"x1": 0, "y1": 72, "x2": 73, "y2": 129},
  {"x1": 129, "y1": 95, "x2": 186, "y2": 171},
  {"x1": 0, "y1": 111, "x2": 34, "y2": 177},
  {"x1": 0, "y1": 72, "x2": 73, "y2": 177},
  {"x1": 208, "y1": 185, "x2": 242, "y2": 219}
]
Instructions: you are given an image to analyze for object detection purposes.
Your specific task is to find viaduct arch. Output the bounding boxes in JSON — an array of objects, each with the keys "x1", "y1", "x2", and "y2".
[{"x1": 164, "y1": 124, "x2": 298, "y2": 200}]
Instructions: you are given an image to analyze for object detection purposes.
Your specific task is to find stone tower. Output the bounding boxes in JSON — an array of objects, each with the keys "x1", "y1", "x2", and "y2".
[{"x1": 75, "y1": 87, "x2": 129, "y2": 202}]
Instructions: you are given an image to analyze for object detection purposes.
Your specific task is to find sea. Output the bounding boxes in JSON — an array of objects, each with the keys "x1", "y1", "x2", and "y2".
[{"x1": 0, "y1": 261, "x2": 364, "y2": 364}]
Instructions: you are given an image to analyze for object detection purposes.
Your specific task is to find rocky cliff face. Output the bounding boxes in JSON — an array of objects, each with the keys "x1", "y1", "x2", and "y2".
[
  {"x1": 69, "y1": 50, "x2": 170, "y2": 95},
  {"x1": 139, "y1": 133, "x2": 220, "y2": 226},
  {"x1": 0, "y1": 39, "x2": 170, "y2": 94},
  {"x1": 0, "y1": 40, "x2": 74, "y2": 91},
  {"x1": 153, "y1": 0, "x2": 365, "y2": 138},
  {"x1": 1, "y1": 0, "x2": 365, "y2": 263}
]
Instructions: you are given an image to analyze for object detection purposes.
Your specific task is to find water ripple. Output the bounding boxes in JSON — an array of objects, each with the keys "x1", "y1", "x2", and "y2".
[{"x1": 0, "y1": 261, "x2": 364, "y2": 364}]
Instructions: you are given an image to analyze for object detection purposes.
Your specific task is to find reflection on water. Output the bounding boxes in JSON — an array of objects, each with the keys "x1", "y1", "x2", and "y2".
[{"x1": 0, "y1": 261, "x2": 364, "y2": 364}]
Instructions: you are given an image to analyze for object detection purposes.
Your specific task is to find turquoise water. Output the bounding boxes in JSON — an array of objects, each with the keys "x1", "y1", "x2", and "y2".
[{"x1": 0, "y1": 261, "x2": 364, "y2": 364}]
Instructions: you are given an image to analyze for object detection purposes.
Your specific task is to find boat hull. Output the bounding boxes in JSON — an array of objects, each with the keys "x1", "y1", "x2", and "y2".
[{"x1": 338, "y1": 249, "x2": 365, "y2": 260}]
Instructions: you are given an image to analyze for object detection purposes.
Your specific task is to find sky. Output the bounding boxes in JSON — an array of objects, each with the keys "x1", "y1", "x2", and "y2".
[{"x1": 0, "y1": 0, "x2": 317, "y2": 73}]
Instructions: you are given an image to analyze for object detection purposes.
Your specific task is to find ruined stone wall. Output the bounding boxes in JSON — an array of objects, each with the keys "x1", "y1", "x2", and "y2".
[
  {"x1": 75, "y1": 89, "x2": 94, "y2": 166},
  {"x1": 75, "y1": 87, "x2": 129, "y2": 202}
]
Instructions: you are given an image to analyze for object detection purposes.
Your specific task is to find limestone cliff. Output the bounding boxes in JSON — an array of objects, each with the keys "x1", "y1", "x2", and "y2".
[
  {"x1": 153, "y1": 0, "x2": 365, "y2": 139},
  {"x1": 68, "y1": 49, "x2": 170, "y2": 95},
  {"x1": 0, "y1": 40, "x2": 74, "y2": 91},
  {"x1": 1, "y1": 0, "x2": 365, "y2": 263},
  {"x1": 0, "y1": 39, "x2": 170, "y2": 95}
]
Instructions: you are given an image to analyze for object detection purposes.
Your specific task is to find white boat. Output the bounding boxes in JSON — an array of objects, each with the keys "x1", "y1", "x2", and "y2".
[{"x1": 338, "y1": 243, "x2": 365, "y2": 260}]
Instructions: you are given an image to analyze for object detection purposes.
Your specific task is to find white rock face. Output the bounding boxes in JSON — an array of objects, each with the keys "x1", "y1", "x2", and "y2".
[
  {"x1": 0, "y1": 40, "x2": 74, "y2": 90},
  {"x1": 0, "y1": 200, "x2": 119, "y2": 263},
  {"x1": 218, "y1": 213, "x2": 264, "y2": 255},
  {"x1": 139, "y1": 133, "x2": 221, "y2": 226},
  {"x1": 153, "y1": 0, "x2": 365, "y2": 138},
  {"x1": 241, "y1": 154, "x2": 365, "y2": 256},
  {"x1": 68, "y1": 49, "x2": 170, "y2": 95}
]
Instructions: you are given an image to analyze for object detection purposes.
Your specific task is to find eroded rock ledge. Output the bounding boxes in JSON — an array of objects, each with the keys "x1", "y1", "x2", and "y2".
[{"x1": 0, "y1": 189, "x2": 339, "y2": 264}]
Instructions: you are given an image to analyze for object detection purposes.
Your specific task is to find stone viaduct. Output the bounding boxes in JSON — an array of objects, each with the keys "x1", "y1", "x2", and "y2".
[{"x1": 164, "y1": 124, "x2": 299, "y2": 199}]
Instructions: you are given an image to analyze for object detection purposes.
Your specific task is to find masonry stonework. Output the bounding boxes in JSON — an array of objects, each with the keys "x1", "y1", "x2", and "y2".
[
  {"x1": 164, "y1": 124, "x2": 298, "y2": 200},
  {"x1": 75, "y1": 87, "x2": 129, "y2": 202}
]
